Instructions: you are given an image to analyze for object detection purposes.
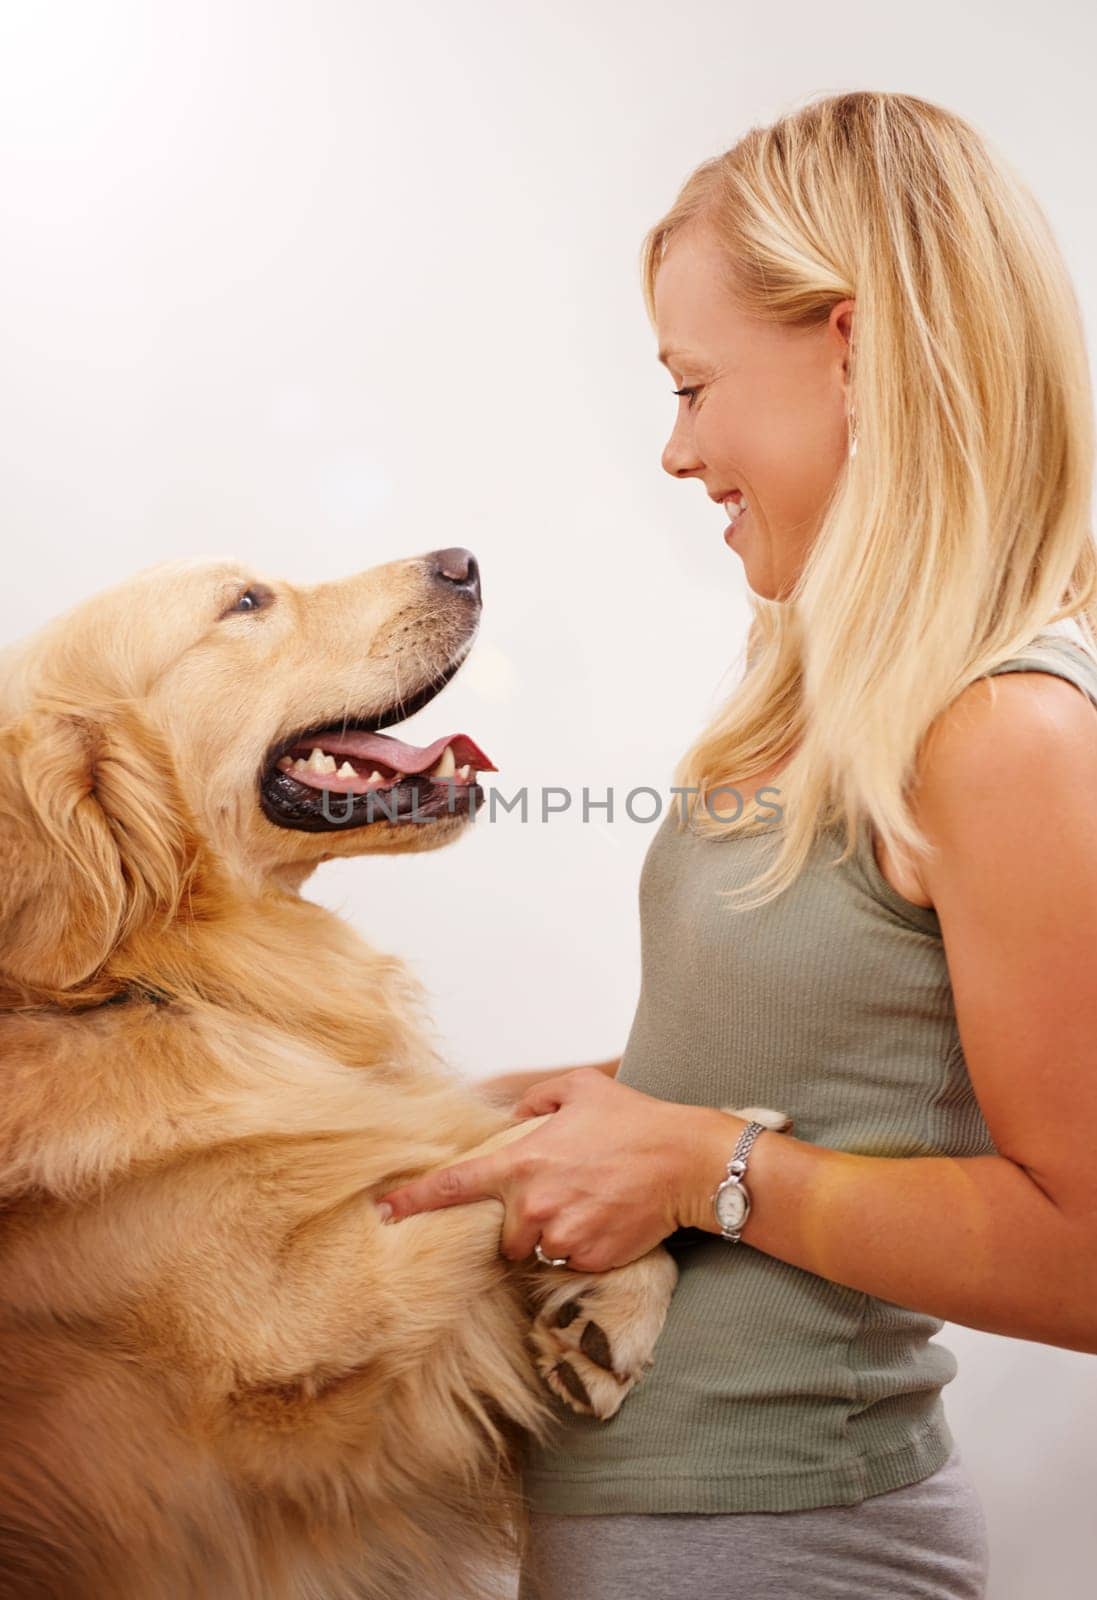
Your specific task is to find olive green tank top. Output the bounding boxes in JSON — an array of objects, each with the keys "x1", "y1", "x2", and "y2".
[{"x1": 520, "y1": 630, "x2": 1097, "y2": 1514}]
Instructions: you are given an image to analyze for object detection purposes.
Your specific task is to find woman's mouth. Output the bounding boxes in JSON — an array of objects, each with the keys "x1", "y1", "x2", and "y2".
[{"x1": 723, "y1": 491, "x2": 749, "y2": 545}]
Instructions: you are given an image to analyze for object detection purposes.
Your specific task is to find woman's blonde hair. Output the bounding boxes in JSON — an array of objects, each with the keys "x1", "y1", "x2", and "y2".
[{"x1": 641, "y1": 89, "x2": 1097, "y2": 909}]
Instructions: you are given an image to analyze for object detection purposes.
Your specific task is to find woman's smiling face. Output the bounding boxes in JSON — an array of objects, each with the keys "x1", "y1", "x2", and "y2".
[{"x1": 654, "y1": 222, "x2": 855, "y2": 600}]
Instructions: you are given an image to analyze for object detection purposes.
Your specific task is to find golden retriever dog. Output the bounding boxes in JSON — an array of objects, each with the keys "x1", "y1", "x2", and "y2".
[{"x1": 0, "y1": 549, "x2": 790, "y2": 1599}]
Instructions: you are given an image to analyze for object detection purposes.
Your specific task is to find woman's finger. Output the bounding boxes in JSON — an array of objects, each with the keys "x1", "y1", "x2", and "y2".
[
  {"x1": 512, "y1": 1069, "x2": 591, "y2": 1119},
  {"x1": 500, "y1": 1210, "x2": 550, "y2": 1262},
  {"x1": 498, "y1": 1181, "x2": 568, "y2": 1262},
  {"x1": 375, "y1": 1151, "x2": 506, "y2": 1220}
]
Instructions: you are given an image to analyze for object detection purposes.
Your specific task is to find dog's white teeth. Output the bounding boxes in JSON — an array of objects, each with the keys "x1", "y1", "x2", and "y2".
[
  {"x1": 428, "y1": 745, "x2": 456, "y2": 778},
  {"x1": 455, "y1": 763, "x2": 472, "y2": 782},
  {"x1": 337, "y1": 761, "x2": 356, "y2": 777},
  {"x1": 368, "y1": 769, "x2": 385, "y2": 783},
  {"x1": 277, "y1": 756, "x2": 293, "y2": 771},
  {"x1": 293, "y1": 758, "x2": 310, "y2": 772},
  {"x1": 307, "y1": 746, "x2": 337, "y2": 774}
]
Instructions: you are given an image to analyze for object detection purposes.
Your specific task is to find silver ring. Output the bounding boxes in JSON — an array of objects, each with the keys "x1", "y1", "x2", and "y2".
[{"x1": 534, "y1": 1240, "x2": 569, "y2": 1268}]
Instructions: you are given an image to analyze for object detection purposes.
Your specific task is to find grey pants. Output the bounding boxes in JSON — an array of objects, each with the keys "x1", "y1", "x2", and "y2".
[{"x1": 517, "y1": 1445, "x2": 989, "y2": 1600}]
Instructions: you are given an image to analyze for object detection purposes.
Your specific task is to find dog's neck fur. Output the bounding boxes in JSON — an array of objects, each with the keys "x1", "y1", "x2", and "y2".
[
  {"x1": 3, "y1": 873, "x2": 444, "y2": 1081},
  {"x1": 17, "y1": 859, "x2": 329, "y2": 1015},
  {"x1": 0, "y1": 881, "x2": 488, "y2": 1208},
  {"x1": 60, "y1": 982, "x2": 173, "y2": 1015}
]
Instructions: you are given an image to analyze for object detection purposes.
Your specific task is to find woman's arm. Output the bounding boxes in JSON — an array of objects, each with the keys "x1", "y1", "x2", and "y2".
[
  {"x1": 678, "y1": 671, "x2": 1097, "y2": 1353},
  {"x1": 378, "y1": 675, "x2": 1097, "y2": 1355},
  {"x1": 476, "y1": 1058, "x2": 620, "y2": 1108}
]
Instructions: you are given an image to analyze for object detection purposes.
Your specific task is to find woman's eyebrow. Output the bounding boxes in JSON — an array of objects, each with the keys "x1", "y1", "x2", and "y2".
[{"x1": 657, "y1": 345, "x2": 703, "y2": 368}]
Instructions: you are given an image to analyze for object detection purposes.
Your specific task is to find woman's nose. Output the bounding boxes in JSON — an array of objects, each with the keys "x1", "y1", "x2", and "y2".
[{"x1": 661, "y1": 425, "x2": 704, "y2": 481}]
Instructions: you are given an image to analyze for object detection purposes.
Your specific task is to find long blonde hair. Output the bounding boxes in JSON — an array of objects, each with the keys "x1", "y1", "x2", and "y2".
[{"x1": 641, "y1": 89, "x2": 1097, "y2": 909}]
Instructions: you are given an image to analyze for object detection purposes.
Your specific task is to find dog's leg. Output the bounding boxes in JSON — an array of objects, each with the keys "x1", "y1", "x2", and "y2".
[
  {"x1": 725, "y1": 1105, "x2": 794, "y2": 1132},
  {"x1": 522, "y1": 1246, "x2": 679, "y2": 1420},
  {"x1": 417, "y1": 1115, "x2": 677, "y2": 1423},
  {"x1": 367, "y1": 1105, "x2": 794, "y2": 1426},
  {"x1": 520, "y1": 1103, "x2": 795, "y2": 1420}
]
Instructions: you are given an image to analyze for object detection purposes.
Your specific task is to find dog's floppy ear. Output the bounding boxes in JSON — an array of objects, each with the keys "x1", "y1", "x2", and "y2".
[{"x1": 0, "y1": 703, "x2": 196, "y2": 995}]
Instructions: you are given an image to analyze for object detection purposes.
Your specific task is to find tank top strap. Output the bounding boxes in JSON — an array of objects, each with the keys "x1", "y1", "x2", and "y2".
[
  {"x1": 981, "y1": 627, "x2": 1097, "y2": 709},
  {"x1": 846, "y1": 627, "x2": 1097, "y2": 932}
]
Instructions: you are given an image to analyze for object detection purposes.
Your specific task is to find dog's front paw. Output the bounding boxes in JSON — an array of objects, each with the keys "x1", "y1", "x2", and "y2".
[
  {"x1": 528, "y1": 1246, "x2": 678, "y2": 1421},
  {"x1": 723, "y1": 1104, "x2": 794, "y2": 1133}
]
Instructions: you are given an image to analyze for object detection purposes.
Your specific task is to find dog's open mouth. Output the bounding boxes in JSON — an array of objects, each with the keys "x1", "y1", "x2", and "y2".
[{"x1": 260, "y1": 725, "x2": 497, "y2": 833}]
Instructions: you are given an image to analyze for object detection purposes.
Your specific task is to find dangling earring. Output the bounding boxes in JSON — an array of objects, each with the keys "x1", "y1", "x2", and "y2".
[{"x1": 848, "y1": 407, "x2": 859, "y2": 460}]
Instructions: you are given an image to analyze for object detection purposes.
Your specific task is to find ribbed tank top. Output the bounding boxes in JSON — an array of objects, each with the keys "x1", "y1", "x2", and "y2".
[{"x1": 520, "y1": 630, "x2": 1097, "y2": 1514}]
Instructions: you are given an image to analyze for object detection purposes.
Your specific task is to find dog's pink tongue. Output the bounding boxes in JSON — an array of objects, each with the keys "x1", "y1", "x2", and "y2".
[{"x1": 301, "y1": 730, "x2": 497, "y2": 774}]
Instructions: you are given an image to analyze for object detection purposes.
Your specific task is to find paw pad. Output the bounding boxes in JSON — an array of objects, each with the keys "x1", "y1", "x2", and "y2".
[
  {"x1": 553, "y1": 1299, "x2": 582, "y2": 1330},
  {"x1": 552, "y1": 1360, "x2": 592, "y2": 1410},
  {"x1": 578, "y1": 1318, "x2": 614, "y2": 1373}
]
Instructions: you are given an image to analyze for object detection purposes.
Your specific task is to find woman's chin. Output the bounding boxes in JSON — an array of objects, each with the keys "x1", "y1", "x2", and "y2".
[{"x1": 725, "y1": 520, "x2": 786, "y2": 601}]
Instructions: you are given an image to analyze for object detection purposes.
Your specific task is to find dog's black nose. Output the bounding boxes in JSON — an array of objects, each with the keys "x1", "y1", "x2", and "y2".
[{"x1": 429, "y1": 547, "x2": 481, "y2": 603}]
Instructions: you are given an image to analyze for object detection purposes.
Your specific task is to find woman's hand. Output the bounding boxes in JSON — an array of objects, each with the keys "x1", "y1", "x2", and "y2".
[
  {"x1": 374, "y1": 1067, "x2": 740, "y2": 1273},
  {"x1": 471, "y1": 1059, "x2": 620, "y2": 1112}
]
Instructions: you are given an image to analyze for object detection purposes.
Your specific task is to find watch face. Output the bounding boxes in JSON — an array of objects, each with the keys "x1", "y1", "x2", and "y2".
[{"x1": 715, "y1": 1180, "x2": 748, "y2": 1232}]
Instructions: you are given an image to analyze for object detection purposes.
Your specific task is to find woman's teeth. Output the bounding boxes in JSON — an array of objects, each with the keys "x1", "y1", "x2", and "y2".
[{"x1": 723, "y1": 491, "x2": 748, "y2": 526}]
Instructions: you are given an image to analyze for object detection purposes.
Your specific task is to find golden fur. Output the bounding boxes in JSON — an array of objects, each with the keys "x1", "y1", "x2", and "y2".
[{"x1": 0, "y1": 554, "x2": 686, "y2": 1599}]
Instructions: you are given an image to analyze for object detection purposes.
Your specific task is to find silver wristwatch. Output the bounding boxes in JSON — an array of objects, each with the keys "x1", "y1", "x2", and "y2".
[{"x1": 711, "y1": 1120, "x2": 768, "y2": 1243}]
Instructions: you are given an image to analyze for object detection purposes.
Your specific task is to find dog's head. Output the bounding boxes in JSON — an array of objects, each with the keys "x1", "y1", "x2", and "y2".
[{"x1": 0, "y1": 549, "x2": 492, "y2": 996}]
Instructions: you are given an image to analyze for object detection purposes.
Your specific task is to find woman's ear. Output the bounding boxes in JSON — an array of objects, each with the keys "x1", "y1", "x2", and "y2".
[{"x1": 0, "y1": 704, "x2": 197, "y2": 995}]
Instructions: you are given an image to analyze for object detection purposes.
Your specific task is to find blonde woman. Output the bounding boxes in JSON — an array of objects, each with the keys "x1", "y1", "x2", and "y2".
[{"x1": 376, "y1": 91, "x2": 1097, "y2": 1599}]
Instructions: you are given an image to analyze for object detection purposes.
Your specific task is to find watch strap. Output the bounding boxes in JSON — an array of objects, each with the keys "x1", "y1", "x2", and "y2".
[
  {"x1": 727, "y1": 1118, "x2": 767, "y2": 1172},
  {"x1": 712, "y1": 1118, "x2": 768, "y2": 1244}
]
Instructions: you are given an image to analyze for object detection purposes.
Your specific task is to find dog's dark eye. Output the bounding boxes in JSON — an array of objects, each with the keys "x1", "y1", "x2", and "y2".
[{"x1": 221, "y1": 584, "x2": 274, "y2": 618}]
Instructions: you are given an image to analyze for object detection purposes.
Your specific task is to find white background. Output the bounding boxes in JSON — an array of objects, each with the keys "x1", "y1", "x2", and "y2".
[{"x1": 1, "y1": 3, "x2": 1094, "y2": 1593}]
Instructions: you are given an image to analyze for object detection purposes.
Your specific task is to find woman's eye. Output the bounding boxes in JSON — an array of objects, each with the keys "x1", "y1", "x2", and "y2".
[{"x1": 672, "y1": 386, "x2": 700, "y2": 407}]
